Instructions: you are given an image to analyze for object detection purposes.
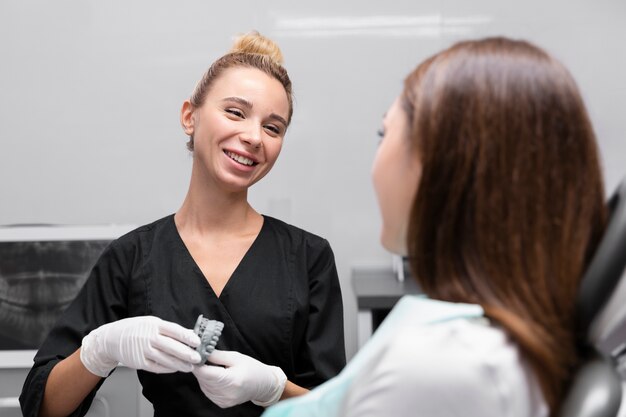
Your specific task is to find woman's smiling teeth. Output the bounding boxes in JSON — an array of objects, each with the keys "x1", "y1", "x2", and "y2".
[{"x1": 225, "y1": 150, "x2": 257, "y2": 166}]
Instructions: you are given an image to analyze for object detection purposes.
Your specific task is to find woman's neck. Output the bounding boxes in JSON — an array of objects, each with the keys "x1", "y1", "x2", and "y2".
[{"x1": 175, "y1": 173, "x2": 260, "y2": 237}]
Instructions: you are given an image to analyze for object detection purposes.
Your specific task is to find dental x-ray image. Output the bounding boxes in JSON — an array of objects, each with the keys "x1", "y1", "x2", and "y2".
[
  {"x1": 0, "y1": 240, "x2": 110, "y2": 349},
  {"x1": 0, "y1": 228, "x2": 117, "y2": 349}
]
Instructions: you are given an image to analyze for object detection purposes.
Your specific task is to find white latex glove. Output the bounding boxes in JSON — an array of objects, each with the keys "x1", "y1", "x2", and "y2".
[
  {"x1": 192, "y1": 350, "x2": 287, "y2": 408},
  {"x1": 80, "y1": 316, "x2": 202, "y2": 377}
]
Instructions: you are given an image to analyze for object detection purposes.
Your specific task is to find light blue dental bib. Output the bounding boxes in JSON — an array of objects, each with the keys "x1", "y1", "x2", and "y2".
[{"x1": 262, "y1": 295, "x2": 484, "y2": 417}]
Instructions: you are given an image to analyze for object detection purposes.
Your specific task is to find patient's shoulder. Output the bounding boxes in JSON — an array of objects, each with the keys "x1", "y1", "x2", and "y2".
[{"x1": 343, "y1": 319, "x2": 548, "y2": 417}]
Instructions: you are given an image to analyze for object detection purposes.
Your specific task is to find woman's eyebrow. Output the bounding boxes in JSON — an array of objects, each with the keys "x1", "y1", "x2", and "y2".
[
  {"x1": 268, "y1": 114, "x2": 288, "y2": 127},
  {"x1": 222, "y1": 96, "x2": 287, "y2": 126},
  {"x1": 222, "y1": 96, "x2": 253, "y2": 109}
]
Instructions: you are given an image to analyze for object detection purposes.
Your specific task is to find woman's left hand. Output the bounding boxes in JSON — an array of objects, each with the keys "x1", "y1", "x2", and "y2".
[{"x1": 192, "y1": 350, "x2": 287, "y2": 408}]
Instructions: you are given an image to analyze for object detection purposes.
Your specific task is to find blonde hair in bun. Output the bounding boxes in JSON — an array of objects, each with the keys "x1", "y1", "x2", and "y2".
[
  {"x1": 186, "y1": 31, "x2": 292, "y2": 151},
  {"x1": 230, "y1": 31, "x2": 284, "y2": 66}
]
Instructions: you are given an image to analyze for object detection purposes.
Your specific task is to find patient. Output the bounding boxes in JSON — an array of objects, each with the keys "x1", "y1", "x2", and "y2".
[{"x1": 263, "y1": 37, "x2": 607, "y2": 417}]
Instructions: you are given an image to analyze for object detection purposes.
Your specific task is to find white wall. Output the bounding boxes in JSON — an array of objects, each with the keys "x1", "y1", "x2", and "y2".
[{"x1": 1, "y1": 0, "x2": 625, "y2": 359}]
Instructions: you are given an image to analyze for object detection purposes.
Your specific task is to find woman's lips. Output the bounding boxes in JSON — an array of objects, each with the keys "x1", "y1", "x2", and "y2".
[{"x1": 223, "y1": 150, "x2": 259, "y2": 167}]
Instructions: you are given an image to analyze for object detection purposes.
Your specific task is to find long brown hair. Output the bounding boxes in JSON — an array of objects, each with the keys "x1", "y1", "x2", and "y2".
[
  {"x1": 186, "y1": 31, "x2": 293, "y2": 151},
  {"x1": 403, "y1": 37, "x2": 607, "y2": 413}
]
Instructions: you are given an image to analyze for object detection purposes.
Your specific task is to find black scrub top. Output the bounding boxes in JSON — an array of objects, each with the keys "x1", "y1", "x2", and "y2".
[{"x1": 20, "y1": 214, "x2": 346, "y2": 417}]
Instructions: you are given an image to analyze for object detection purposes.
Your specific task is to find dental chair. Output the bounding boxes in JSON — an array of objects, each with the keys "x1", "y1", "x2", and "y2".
[{"x1": 560, "y1": 178, "x2": 626, "y2": 417}]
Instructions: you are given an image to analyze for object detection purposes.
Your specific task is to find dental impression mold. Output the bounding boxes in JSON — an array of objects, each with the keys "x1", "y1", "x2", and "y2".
[{"x1": 193, "y1": 314, "x2": 224, "y2": 363}]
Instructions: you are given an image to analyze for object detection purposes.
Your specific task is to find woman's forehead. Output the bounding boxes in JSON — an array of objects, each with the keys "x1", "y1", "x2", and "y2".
[{"x1": 208, "y1": 67, "x2": 289, "y2": 115}]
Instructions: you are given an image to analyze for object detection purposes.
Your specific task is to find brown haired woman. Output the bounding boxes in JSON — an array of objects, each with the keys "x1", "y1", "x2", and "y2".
[
  {"x1": 263, "y1": 37, "x2": 606, "y2": 417},
  {"x1": 20, "y1": 32, "x2": 346, "y2": 417}
]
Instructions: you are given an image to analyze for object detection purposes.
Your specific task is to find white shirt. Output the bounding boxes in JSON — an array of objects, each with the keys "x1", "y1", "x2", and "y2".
[{"x1": 341, "y1": 316, "x2": 549, "y2": 417}]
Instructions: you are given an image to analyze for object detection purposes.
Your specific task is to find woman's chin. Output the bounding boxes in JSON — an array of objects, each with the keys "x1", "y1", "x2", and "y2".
[{"x1": 380, "y1": 234, "x2": 407, "y2": 256}]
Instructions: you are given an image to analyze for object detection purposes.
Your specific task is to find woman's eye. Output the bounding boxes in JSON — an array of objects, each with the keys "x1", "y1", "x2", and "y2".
[
  {"x1": 377, "y1": 128, "x2": 386, "y2": 138},
  {"x1": 264, "y1": 125, "x2": 281, "y2": 135},
  {"x1": 225, "y1": 108, "x2": 244, "y2": 118}
]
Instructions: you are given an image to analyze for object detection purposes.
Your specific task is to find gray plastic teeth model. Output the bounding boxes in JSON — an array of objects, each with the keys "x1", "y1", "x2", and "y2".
[{"x1": 193, "y1": 314, "x2": 224, "y2": 363}]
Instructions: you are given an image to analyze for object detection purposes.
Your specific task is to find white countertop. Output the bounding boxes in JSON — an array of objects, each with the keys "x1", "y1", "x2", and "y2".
[{"x1": 0, "y1": 350, "x2": 37, "y2": 368}]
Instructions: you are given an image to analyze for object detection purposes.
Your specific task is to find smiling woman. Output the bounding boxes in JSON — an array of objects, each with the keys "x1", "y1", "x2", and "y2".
[
  {"x1": 179, "y1": 66, "x2": 289, "y2": 194},
  {"x1": 20, "y1": 32, "x2": 346, "y2": 417}
]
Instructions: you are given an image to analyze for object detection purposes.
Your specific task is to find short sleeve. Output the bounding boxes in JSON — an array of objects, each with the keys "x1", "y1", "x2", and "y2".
[
  {"x1": 293, "y1": 237, "x2": 346, "y2": 388},
  {"x1": 19, "y1": 237, "x2": 136, "y2": 417},
  {"x1": 341, "y1": 320, "x2": 545, "y2": 417}
]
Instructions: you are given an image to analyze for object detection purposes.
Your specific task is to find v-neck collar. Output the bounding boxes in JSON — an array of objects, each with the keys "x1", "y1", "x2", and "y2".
[{"x1": 169, "y1": 214, "x2": 268, "y2": 300}]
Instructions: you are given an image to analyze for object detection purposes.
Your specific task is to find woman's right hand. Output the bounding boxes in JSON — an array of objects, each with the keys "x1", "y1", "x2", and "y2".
[{"x1": 79, "y1": 316, "x2": 202, "y2": 377}]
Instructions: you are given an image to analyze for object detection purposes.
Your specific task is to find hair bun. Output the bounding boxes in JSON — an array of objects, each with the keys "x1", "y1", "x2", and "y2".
[{"x1": 230, "y1": 31, "x2": 284, "y2": 65}]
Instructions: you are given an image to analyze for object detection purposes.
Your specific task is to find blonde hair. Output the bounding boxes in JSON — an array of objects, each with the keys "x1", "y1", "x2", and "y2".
[
  {"x1": 230, "y1": 31, "x2": 284, "y2": 65},
  {"x1": 186, "y1": 31, "x2": 293, "y2": 151}
]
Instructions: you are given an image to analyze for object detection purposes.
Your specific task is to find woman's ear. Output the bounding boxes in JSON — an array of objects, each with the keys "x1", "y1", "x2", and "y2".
[{"x1": 180, "y1": 100, "x2": 195, "y2": 135}]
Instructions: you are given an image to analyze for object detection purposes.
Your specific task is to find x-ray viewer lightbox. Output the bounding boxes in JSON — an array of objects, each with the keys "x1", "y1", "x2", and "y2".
[{"x1": 0, "y1": 225, "x2": 135, "y2": 352}]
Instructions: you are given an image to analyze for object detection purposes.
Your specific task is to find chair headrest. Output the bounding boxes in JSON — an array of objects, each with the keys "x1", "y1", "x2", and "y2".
[{"x1": 576, "y1": 178, "x2": 626, "y2": 336}]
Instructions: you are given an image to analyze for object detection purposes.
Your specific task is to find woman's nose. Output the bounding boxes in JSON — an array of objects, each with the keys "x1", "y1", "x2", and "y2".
[{"x1": 240, "y1": 122, "x2": 263, "y2": 148}]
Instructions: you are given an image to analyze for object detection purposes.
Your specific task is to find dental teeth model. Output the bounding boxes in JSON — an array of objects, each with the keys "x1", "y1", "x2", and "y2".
[{"x1": 193, "y1": 315, "x2": 224, "y2": 363}]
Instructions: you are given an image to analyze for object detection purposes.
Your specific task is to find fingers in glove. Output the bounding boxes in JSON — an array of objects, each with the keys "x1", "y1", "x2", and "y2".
[
  {"x1": 205, "y1": 350, "x2": 241, "y2": 367},
  {"x1": 192, "y1": 365, "x2": 241, "y2": 408},
  {"x1": 142, "y1": 358, "x2": 183, "y2": 374},
  {"x1": 158, "y1": 320, "x2": 201, "y2": 348},
  {"x1": 192, "y1": 363, "x2": 230, "y2": 382},
  {"x1": 151, "y1": 333, "x2": 202, "y2": 364},
  {"x1": 145, "y1": 348, "x2": 196, "y2": 373}
]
